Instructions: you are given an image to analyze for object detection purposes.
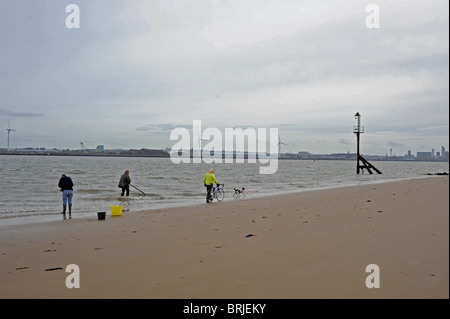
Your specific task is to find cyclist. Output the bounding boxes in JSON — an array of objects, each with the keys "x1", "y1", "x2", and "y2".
[{"x1": 203, "y1": 168, "x2": 219, "y2": 203}]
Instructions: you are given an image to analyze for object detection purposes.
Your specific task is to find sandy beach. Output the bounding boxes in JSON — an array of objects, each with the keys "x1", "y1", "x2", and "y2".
[{"x1": 0, "y1": 176, "x2": 448, "y2": 299}]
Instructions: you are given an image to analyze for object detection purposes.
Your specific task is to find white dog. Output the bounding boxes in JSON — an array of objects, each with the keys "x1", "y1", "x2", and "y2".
[{"x1": 233, "y1": 187, "x2": 245, "y2": 199}]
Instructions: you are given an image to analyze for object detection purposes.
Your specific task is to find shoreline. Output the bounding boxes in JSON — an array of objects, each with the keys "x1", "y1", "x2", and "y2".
[
  {"x1": 0, "y1": 174, "x2": 446, "y2": 229},
  {"x1": 1, "y1": 152, "x2": 449, "y2": 164},
  {"x1": 0, "y1": 176, "x2": 448, "y2": 298}
]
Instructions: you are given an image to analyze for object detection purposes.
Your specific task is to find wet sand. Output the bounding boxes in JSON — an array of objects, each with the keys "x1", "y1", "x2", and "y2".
[{"x1": 0, "y1": 176, "x2": 448, "y2": 298}]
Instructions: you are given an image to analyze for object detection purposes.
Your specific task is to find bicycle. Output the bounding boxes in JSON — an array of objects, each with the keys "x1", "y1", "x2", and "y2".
[{"x1": 211, "y1": 183, "x2": 225, "y2": 202}]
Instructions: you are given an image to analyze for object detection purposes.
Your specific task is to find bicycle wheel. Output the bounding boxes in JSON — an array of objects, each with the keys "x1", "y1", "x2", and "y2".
[{"x1": 216, "y1": 188, "x2": 224, "y2": 202}]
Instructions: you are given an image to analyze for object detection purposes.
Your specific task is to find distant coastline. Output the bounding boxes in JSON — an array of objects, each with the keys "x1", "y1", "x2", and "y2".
[
  {"x1": 0, "y1": 148, "x2": 170, "y2": 158},
  {"x1": 0, "y1": 148, "x2": 448, "y2": 162}
]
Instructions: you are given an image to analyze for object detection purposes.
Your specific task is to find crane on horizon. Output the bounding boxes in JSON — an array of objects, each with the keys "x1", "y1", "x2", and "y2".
[{"x1": 6, "y1": 120, "x2": 15, "y2": 151}]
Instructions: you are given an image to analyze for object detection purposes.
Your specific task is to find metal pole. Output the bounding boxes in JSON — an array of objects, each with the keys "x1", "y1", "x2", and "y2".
[
  {"x1": 355, "y1": 113, "x2": 361, "y2": 174},
  {"x1": 356, "y1": 131, "x2": 360, "y2": 174}
]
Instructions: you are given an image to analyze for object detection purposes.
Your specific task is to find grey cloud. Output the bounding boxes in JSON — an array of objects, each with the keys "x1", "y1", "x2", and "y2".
[
  {"x1": 390, "y1": 54, "x2": 449, "y2": 70},
  {"x1": 0, "y1": 109, "x2": 44, "y2": 117},
  {"x1": 416, "y1": 125, "x2": 449, "y2": 131},
  {"x1": 136, "y1": 124, "x2": 186, "y2": 132},
  {"x1": 339, "y1": 138, "x2": 352, "y2": 145},
  {"x1": 387, "y1": 141, "x2": 404, "y2": 147},
  {"x1": 0, "y1": 0, "x2": 447, "y2": 153}
]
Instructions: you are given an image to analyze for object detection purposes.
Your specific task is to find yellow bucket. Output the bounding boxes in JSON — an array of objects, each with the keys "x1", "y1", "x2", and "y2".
[{"x1": 111, "y1": 206, "x2": 123, "y2": 216}]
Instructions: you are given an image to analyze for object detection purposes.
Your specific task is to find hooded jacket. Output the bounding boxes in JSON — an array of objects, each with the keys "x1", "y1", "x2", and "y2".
[
  {"x1": 119, "y1": 173, "x2": 131, "y2": 188},
  {"x1": 203, "y1": 172, "x2": 218, "y2": 186},
  {"x1": 58, "y1": 176, "x2": 73, "y2": 191}
]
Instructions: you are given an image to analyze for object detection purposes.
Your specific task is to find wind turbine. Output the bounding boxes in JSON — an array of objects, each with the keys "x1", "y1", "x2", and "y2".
[
  {"x1": 277, "y1": 135, "x2": 287, "y2": 159},
  {"x1": 196, "y1": 131, "x2": 209, "y2": 157},
  {"x1": 196, "y1": 132, "x2": 209, "y2": 148},
  {"x1": 6, "y1": 120, "x2": 16, "y2": 151}
]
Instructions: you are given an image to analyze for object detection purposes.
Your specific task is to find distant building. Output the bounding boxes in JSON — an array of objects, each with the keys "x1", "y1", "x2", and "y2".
[
  {"x1": 417, "y1": 151, "x2": 432, "y2": 159},
  {"x1": 96, "y1": 145, "x2": 104, "y2": 152},
  {"x1": 297, "y1": 151, "x2": 311, "y2": 158},
  {"x1": 442, "y1": 146, "x2": 446, "y2": 158}
]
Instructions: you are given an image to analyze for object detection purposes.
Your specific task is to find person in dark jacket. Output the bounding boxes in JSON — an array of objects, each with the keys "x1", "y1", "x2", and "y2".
[
  {"x1": 58, "y1": 173, "x2": 74, "y2": 218},
  {"x1": 118, "y1": 170, "x2": 131, "y2": 196}
]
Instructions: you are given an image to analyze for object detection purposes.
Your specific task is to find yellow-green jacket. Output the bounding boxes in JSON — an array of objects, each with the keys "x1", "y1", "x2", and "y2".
[{"x1": 203, "y1": 173, "x2": 218, "y2": 186}]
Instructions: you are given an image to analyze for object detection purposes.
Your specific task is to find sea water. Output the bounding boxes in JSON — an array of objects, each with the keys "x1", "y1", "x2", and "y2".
[{"x1": 0, "y1": 155, "x2": 448, "y2": 227}]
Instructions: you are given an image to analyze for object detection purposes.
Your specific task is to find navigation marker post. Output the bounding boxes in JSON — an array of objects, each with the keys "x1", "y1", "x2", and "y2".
[{"x1": 353, "y1": 112, "x2": 382, "y2": 175}]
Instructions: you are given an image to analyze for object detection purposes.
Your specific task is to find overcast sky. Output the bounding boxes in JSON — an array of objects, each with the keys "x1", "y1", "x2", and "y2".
[{"x1": 0, "y1": 0, "x2": 448, "y2": 155}]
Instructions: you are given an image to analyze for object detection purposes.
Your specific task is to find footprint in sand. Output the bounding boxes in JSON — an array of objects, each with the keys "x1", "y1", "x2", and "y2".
[
  {"x1": 45, "y1": 267, "x2": 63, "y2": 271},
  {"x1": 16, "y1": 266, "x2": 30, "y2": 270}
]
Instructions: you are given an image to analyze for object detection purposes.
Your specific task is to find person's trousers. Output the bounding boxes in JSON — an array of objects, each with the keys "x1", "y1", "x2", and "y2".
[
  {"x1": 62, "y1": 190, "x2": 73, "y2": 206},
  {"x1": 205, "y1": 184, "x2": 213, "y2": 201},
  {"x1": 121, "y1": 186, "x2": 130, "y2": 196}
]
